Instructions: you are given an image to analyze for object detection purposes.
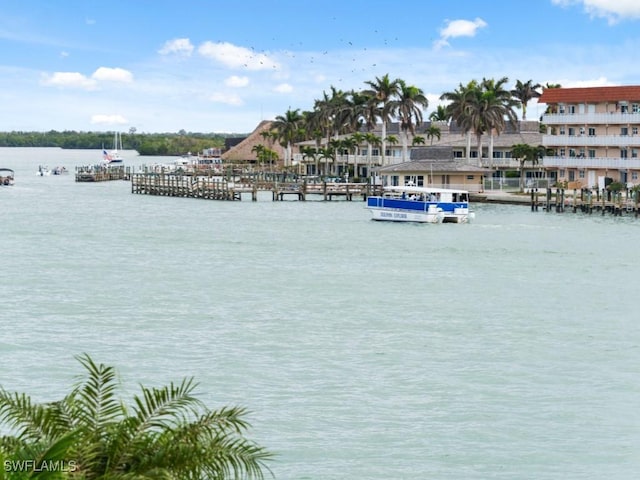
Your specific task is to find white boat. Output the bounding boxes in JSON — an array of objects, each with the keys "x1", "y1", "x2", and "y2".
[
  {"x1": 366, "y1": 185, "x2": 475, "y2": 223},
  {"x1": 103, "y1": 132, "x2": 124, "y2": 164},
  {"x1": 0, "y1": 168, "x2": 14, "y2": 186},
  {"x1": 36, "y1": 165, "x2": 51, "y2": 176}
]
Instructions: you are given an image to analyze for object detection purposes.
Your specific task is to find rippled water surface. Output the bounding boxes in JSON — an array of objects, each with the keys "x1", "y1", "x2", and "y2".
[{"x1": 1, "y1": 148, "x2": 639, "y2": 479}]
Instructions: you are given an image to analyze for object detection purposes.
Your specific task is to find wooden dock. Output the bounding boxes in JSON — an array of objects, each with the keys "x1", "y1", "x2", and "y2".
[
  {"x1": 75, "y1": 165, "x2": 131, "y2": 182},
  {"x1": 529, "y1": 188, "x2": 640, "y2": 217},
  {"x1": 131, "y1": 173, "x2": 381, "y2": 201}
]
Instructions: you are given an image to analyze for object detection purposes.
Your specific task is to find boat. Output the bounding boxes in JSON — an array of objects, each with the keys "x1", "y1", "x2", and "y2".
[
  {"x1": 0, "y1": 168, "x2": 14, "y2": 186},
  {"x1": 36, "y1": 165, "x2": 51, "y2": 176},
  {"x1": 52, "y1": 166, "x2": 69, "y2": 175},
  {"x1": 103, "y1": 132, "x2": 124, "y2": 164},
  {"x1": 366, "y1": 185, "x2": 475, "y2": 223}
]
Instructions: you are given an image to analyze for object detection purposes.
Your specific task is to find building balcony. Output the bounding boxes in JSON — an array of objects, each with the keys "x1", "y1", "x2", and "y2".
[
  {"x1": 542, "y1": 156, "x2": 640, "y2": 169},
  {"x1": 542, "y1": 112, "x2": 640, "y2": 125},
  {"x1": 542, "y1": 134, "x2": 640, "y2": 147}
]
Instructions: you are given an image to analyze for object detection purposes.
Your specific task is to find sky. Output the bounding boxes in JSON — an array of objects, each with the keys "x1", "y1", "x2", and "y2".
[{"x1": 2, "y1": 0, "x2": 640, "y2": 134}]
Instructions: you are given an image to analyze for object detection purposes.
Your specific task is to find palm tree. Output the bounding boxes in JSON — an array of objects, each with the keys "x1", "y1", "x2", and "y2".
[
  {"x1": 0, "y1": 354, "x2": 271, "y2": 479},
  {"x1": 480, "y1": 77, "x2": 519, "y2": 166},
  {"x1": 428, "y1": 105, "x2": 448, "y2": 122},
  {"x1": 511, "y1": 79, "x2": 541, "y2": 121},
  {"x1": 412, "y1": 135, "x2": 426, "y2": 146},
  {"x1": 272, "y1": 108, "x2": 303, "y2": 168},
  {"x1": 512, "y1": 143, "x2": 546, "y2": 192},
  {"x1": 364, "y1": 132, "x2": 381, "y2": 178},
  {"x1": 424, "y1": 124, "x2": 442, "y2": 145},
  {"x1": 363, "y1": 74, "x2": 400, "y2": 166},
  {"x1": 391, "y1": 80, "x2": 428, "y2": 163},
  {"x1": 384, "y1": 135, "x2": 399, "y2": 162},
  {"x1": 440, "y1": 80, "x2": 479, "y2": 163}
]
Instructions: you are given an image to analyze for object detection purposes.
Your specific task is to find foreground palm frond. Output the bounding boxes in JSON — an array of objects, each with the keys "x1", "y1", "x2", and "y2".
[{"x1": 0, "y1": 354, "x2": 273, "y2": 480}]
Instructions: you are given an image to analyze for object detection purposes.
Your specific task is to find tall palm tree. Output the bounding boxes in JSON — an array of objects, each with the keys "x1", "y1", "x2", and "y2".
[
  {"x1": 511, "y1": 79, "x2": 541, "y2": 121},
  {"x1": 363, "y1": 74, "x2": 400, "y2": 166},
  {"x1": 481, "y1": 77, "x2": 519, "y2": 166},
  {"x1": 0, "y1": 354, "x2": 271, "y2": 479},
  {"x1": 391, "y1": 80, "x2": 428, "y2": 163},
  {"x1": 272, "y1": 108, "x2": 303, "y2": 168},
  {"x1": 440, "y1": 80, "x2": 479, "y2": 163}
]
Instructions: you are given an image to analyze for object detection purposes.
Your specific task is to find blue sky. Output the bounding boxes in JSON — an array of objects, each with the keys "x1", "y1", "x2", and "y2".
[{"x1": 2, "y1": 0, "x2": 640, "y2": 133}]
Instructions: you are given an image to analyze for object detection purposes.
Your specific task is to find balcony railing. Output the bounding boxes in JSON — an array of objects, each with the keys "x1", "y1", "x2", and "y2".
[
  {"x1": 542, "y1": 156, "x2": 640, "y2": 168},
  {"x1": 542, "y1": 112, "x2": 640, "y2": 125},
  {"x1": 542, "y1": 134, "x2": 640, "y2": 147}
]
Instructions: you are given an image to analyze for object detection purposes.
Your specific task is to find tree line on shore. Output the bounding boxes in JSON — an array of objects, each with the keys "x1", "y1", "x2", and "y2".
[{"x1": 0, "y1": 129, "x2": 241, "y2": 156}]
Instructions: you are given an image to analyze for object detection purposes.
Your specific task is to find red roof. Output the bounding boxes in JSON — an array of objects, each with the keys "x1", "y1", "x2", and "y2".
[{"x1": 539, "y1": 86, "x2": 640, "y2": 104}]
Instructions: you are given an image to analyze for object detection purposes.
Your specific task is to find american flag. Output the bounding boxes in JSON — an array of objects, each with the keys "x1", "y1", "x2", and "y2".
[{"x1": 103, "y1": 150, "x2": 112, "y2": 162}]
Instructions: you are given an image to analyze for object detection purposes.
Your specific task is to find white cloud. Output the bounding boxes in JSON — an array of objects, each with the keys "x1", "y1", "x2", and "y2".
[
  {"x1": 92, "y1": 67, "x2": 133, "y2": 83},
  {"x1": 41, "y1": 72, "x2": 97, "y2": 90},
  {"x1": 225, "y1": 75, "x2": 249, "y2": 87},
  {"x1": 434, "y1": 18, "x2": 488, "y2": 49},
  {"x1": 274, "y1": 83, "x2": 293, "y2": 93},
  {"x1": 209, "y1": 92, "x2": 243, "y2": 106},
  {"x1": 552, "y1": 0, "x2": 640, "y2": 23},
  {"x1": 198, "y1": 41, "x2": 278, "y2": 70},
  {"x1": 158, "y1": 38, "x2": 194, "y2": 56},
  {"x1": 90, "y1": 114, "x2": 128, "y2": 125}
]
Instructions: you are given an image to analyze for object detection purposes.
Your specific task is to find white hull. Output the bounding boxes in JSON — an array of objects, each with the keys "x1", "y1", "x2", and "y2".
[{"x1": 369, "y1": 208, "x2": 444, "y2": 223}]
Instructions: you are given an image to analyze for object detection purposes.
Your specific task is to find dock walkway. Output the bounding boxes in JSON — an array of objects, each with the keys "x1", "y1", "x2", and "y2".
[{"x1": 130, "y1": 173, "x2": 381, "y2": 201}]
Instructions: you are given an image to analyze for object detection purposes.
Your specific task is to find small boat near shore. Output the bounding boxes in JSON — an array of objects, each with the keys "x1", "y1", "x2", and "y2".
[
  {"x1": 366, "y1": 185, "x2": 475, "y2": 223},
  {"x1": 0, "y1": 168, "x2": 15, "y2": 186}
]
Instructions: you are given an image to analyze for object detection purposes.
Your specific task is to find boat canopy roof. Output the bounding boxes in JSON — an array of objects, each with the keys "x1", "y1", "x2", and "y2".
[
  {"x1": 0, "y1": 168, "x2": 14, "y2": 174},
  {"x1": 383, "y1": 185, "x2": 469, "y2": 195}
]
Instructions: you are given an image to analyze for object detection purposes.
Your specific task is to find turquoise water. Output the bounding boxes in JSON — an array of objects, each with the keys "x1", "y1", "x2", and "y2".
[{"x1": 1, "y1": 148, "x2": 639, "y2": 479}]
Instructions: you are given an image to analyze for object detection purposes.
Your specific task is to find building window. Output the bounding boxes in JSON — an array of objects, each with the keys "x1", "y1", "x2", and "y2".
[
  {"x1": 560, "y1": 148, "x2": 566, "y2": 157},
  {"x1": 453, "y1": 151, "x2": 463, "y2": 158},
  {"x1": 568, "y1": 105, "x2": 576, "y2": 114},
  {"x1": 559, "y1": 169, "x2": 566, "y2": 178},
  {"x1": 579, "y1": 127, "x2": 585, "y2": 135},
  {"x1": 568, "y1": 128, "x2": 575, "y2": 136},
  {"x1": 620, "y1": 102, "x2": 629, "y2": 113},
  {"x1": 588, "y1": 127, "x2": 596, "y2": 136},
  {"x1": 588, "y1": 149, "x2": 596, "y2": 158},
  {"x1": 466, "y1": 175, "x2": 474, "y2": 180},
  {"x1": 579, "y1": 148, "x2": 585, "y2": 158},
  {"x1": 505, "y1": 151, "x2": 512, "y2": 158},
  {"x1": 559, "y1": 127, "x2": 566, "y2": 135},
  {"x1": 633, "y1": 149, "x2": 639, "y2": 158},
  {"x1": 633, "y1": 103, "x2": 640, "y2": 113},
  {"x1": 621, "y1": 127, "x2": 629, "y2": 136},
  {"x1": 634, "y1": 127, "x2": 638, "y2": 135},
  {"x1": 559, "y1": 104, "x2": 565, "y2": 114},
  {"x1": 569, "y1": 149, "x2": 576, "y2": 157},
  {"x1": 568, "y1": 171, "x2": 575, "y2": 181},
  {"x1": 579, "y1": 170, "x2": 585, "y2": 178},
  {"x1": 621, "y1": 148, "x2": 628, "y2": 158},
  {"x1": 416, "y1": 175, "x2": 424, "y2": 187},
  {"x1": 633, "y1": 172, "x2": 638, "y2": 180},
  {"x1": 493, "y1": 151, "x2": 503, "y2": 158}
]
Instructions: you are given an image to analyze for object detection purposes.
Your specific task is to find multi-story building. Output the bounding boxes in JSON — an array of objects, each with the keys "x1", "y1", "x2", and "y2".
[{"x1": 539, "y1": 85, "x2": 640, "y2": 189}]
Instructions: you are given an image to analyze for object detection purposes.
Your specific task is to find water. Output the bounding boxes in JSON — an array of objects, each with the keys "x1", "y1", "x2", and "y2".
[{"x1": 1, "y1": 148, "x2": 639, "y2": 479}]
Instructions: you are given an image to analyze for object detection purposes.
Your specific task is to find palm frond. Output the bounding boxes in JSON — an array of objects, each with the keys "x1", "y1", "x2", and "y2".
[{"x1": 71, "y1": 353, "x2": 123, "y2": 432}]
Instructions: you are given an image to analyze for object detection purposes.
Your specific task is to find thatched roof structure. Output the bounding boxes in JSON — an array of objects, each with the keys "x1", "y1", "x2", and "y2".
[{"x1": 221, "y1": 120, "x2": 287, "y2": 163}]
